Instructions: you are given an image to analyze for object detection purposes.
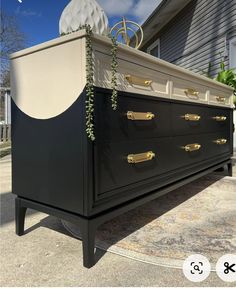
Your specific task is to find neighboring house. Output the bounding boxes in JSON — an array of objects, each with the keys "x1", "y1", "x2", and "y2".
[
  {"x1": 139, "y1": 0, "x2": 236, "y2": 150},
  {"x1": 0, "y1": 88, "x2": 11, "y2": 125},
  {"x1": 140, "y1": 0, "x2": 236, "y2": 78}
]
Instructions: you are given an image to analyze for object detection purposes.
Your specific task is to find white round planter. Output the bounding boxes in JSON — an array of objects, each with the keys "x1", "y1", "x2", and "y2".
[{"x1": 59, "y1": 0, "x2": 109, "y2": 35}]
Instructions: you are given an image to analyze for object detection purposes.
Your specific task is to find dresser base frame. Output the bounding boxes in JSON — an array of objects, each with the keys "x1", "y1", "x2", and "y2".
[{"x1": 15, "y1": 159, "x2": 232, "y2": 268}]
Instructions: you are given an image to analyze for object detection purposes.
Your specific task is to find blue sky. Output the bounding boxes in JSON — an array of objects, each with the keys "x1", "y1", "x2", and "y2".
[{"x1": 2, "y1": 0, "x2": 161, "y2": 47}]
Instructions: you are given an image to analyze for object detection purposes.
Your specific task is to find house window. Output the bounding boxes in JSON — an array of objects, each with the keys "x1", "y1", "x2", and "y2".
[
  {"x1": 229, "y1": 38, "x2": 236, "y2": 69},
  {"x1": 147, "y1": 39, "x2": 160, "y2": 58}
]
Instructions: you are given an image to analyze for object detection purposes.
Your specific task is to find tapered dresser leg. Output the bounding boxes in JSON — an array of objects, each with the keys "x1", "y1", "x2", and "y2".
[
  {"x1": 15, "y1": 197, "x2": 27, "y2": 236},
  {"x1": 227, "y1": 162, "x2": 233, "y2": 177},
  {"x1": 80, "y1": 219, "x2": 96, "y2": 268}
]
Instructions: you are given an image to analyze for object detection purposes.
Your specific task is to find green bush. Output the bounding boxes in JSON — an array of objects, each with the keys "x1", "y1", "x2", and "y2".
[{"x1": 204, "y1": 61, "x2": 236, "y2": 106}]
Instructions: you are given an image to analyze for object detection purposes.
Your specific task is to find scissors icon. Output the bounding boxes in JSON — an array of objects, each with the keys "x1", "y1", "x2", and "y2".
[{"x1": 224, "y1": 262, "x2": 236, "y2": 274}]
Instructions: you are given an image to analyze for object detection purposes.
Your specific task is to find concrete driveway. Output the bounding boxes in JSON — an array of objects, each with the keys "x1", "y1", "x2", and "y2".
[{"x1": 0, "y1": 154, "x2": 235, "y2": 287}]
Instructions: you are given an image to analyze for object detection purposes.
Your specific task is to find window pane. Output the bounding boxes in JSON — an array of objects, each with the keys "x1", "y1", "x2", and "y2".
[{"x1": 150, "y1": 46, "x2": 159, "y2": 57}]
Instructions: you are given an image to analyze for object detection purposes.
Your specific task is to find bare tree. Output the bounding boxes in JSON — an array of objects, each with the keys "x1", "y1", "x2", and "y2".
[{"x1": 0, "y1": 10, "x2": 27, "y2": 87}]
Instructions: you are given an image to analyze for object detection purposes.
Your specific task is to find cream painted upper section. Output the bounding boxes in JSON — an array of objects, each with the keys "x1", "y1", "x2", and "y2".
[
  {"x1": 10, "y1": 30, "x2": 234, "y2": 119},
  {"x1": 11, "y1": 34, "x2": 86, "y2": 119}
]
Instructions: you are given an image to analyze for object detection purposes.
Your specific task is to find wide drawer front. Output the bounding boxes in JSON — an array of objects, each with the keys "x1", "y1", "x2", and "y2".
[
  {"x1": 95, "y1": 92, "x2": 171, "y2": 141},
  {"x1": 94, "y1": 51, "x2": 170, "y2": 98},
  {"x1": 95, "y1": 132, "x2": 231, "y2": 195},
  {"x1": 95, "y1": 92, "x2": 232, "y2": 141},
  {"x1": 172, "y1": 104, "x2": 231, "y2": 135},
  {"x1": 94, "y1": 50, "x2": 234, "y2": 108}
]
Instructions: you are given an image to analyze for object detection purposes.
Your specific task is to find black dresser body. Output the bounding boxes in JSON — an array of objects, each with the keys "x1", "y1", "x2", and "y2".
[{"x1": 12, "y1": 87, "x2": 234, "y2": 218}]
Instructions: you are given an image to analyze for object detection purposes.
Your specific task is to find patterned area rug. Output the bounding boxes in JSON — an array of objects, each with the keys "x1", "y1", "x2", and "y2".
[{"x1": 62, "y1": 174, "x2": 236, "y2": 269}]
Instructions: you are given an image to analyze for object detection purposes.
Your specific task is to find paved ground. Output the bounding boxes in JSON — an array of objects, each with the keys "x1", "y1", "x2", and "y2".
[{"x1": 0, "y1": 154, "x2": 235, "y2": 287}]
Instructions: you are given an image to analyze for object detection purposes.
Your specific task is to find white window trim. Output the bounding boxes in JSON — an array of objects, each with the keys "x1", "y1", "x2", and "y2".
[
  {"x1": 229, "y1": 37, "x2": 236, "y2": 68},
  {"x1": 147, "y1": 39, "x2": 160, "y2": 58}
]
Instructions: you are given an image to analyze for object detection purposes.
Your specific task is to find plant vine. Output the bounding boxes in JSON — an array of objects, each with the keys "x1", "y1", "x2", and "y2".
[
  {"x1": 110, "y1": 36, "x2": 118, "y2": 110},
  {"x1": 61, "y1": 25, "x2": 118, "y2": 140}
]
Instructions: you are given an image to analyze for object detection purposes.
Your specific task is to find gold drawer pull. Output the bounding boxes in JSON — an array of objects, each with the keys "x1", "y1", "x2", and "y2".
[
  {"x1": 182, "y1": 113, "x2": 201, "y2": 121},
  {"x1": 127, "y1": 111, "x2": 155, "y2": 121},
  {"x1": 125, "y1": 75, "x2": 152, "y2": 87},
  {"x1": 214, "y1": 138, "x2": 227, "y2": 145},
  {"x1": 213, "y1": 116, "x2": 227, "y2": 121},
  {"x1": 182, "y1": 143, "x2": 201, "y2": 152},
  {"x1": 127, "y1": 151, "x2": 155, "y2": 164},
  {"x1": 185, "y1": 88, "x2": 199, "y2": 97},
  {"x1": 216, "y1": 96, "x2": 226, "y2": 102}
]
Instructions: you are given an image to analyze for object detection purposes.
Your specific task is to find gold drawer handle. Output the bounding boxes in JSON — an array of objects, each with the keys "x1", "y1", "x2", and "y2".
[
  {"x1": 127, "y1": 151, "x2": 155, "y2": 164},
  {"x1": 127, "y1": 111, "x2": 155, "y2": 121},
  {"x1": 182, "y1": 113, "x2": 201, "y2": 121},
  {"x1": 214, "y1": 138, "x2": 227, "y2": 145},
  {"x1": 125, "y1": 75, "x2": 152, "y2": 87},
  {"x1": 185, "y1": 88, "x2": 199, "y2": 97},
  {"x1": 216, "y1": 96, "x2": 226, "y2": 102},
  {"x1": 182, "y1": 143, "x2": 201, "y2": 152},
  {"x1": 213, "y1": 116, "x2": 227, "y2": 121}
]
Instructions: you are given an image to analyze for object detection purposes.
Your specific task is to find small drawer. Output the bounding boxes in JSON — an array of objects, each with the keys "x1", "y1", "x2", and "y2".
[
  {"x1": 206, "y1": 108, "x2": 231, "y2": 133},
  {"x1": 172, "y1": 134, "x2": 207, "y2": 169},
  {"x1": 95, "y1": 91, "x2": 172, "y2": 142},
  {"x1": 94, "y1": 51, "x2": 170, "y2": 98},
  {"x1": 171, "y1": 77, "x2": 208, "y2": 104},
  {"x1": 171, "y1": 103, "x2": 211, "y2": 135},
  {"x1": 95, "y1": 137, "x2": 174, "y2": 195},
  {"x1": 208, "y1": 88, "x2": 232, "y2": 106},
  {"x1": 206, "y1": 132, "x2": 231, "y2": 158}
]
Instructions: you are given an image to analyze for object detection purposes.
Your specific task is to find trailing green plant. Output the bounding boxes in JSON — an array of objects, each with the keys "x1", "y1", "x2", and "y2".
[
  {"x1": 84, "y1": 25, "x2": 95, "y2": 141},
  {"x1": 61, "y1": 25, "x2": 119, "y2": 140},
  {"x1": 110, "y1": 36, "x2": 118, "y2": 110},
  {"x1": 61, "y1": 24, "x2": 95, "y2": 140}
]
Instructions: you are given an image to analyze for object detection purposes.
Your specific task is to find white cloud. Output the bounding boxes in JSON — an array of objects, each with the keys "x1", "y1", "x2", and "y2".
[
  {"x1": 97, "y1": 0, "x2": 134, "y2": 17},
  {"x1": 133, "y1": 0, "x2": 162, "y2": 22},
  {"x1": 97, "y1": 0, "x2": 162, "y2": 23},
  {"x1": 15, "y1": 6, "x2": 42, "y2": 17}
]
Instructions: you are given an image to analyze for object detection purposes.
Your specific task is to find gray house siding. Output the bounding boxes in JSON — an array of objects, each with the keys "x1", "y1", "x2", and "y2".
[{"x1": 141, "y1": 0, "x2": 236, "y2": 77}]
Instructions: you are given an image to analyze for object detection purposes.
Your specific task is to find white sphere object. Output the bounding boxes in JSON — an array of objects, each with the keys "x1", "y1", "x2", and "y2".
[{"x1": 59, "y1": 0, "x2": 109, "y2": 35}]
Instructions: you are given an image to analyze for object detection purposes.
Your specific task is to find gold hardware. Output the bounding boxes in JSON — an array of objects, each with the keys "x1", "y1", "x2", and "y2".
[
  {"x1": 127, "y1": 111, "x2": 155, "y2": 121},
  {"x1": 214, "y1": 138, "x2": 227, "y2": 145},
  {"x1": 182, "y1": 114, "x2": 201, "y2": 121},
  {"x1": 182, "y1": 143, "x2": 201, "y2": 152},
  {"x1": 213, "y1": 116, "x2": 227, "y2": 121},
  {"x1": 110, "y1": 17, "x2": 144, "y2": 49},
  {"x1": 127, "y1": 151, "x2": 155, "y2": 164},
  {"x1": 216, "y1": 96, "x2": 226, "y2": 102},
  {"x1": 125, "y1": 75, "x2": 152, "y2": 87},
  {"x1": 184, "y1": 88, "x2": 199, "y2": 97}
]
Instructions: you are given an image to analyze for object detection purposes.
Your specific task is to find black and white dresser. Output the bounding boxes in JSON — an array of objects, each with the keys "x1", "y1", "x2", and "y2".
[{"x1": 10, "y1": 30, "x2": 234, "y2": 268}]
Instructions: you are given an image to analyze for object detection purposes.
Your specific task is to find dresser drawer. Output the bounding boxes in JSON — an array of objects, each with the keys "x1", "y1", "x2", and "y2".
[
  {"x1": 172, "y1": 132, "x2": 231, "y2": 170},
  {"x1": 206, "y1": 108, "x2": 231, "y2": 133},
  {"x1": 209, "y1": 88, "x2": 232, "y2": 106},
  {"x1": 172, "y1": 103, "x2": 210, "y2": 135},
  {"x1": 95, "y1": 137, "x2": 174, "y2": 195},
  {"x1": 95, "y1": 92, "x2": 172, "y2": 141},
  {"x1": 171, "y1": 103, "x2": 232, "y2": 135},
  {"x1": 95, "y1": 131, "x2": 231, "y2": 196},
  {"x1": 94, "y1": 51, "x2": 170, "y2": 98},
  {"x1": 206, "y1": 132, "x2": 231, "y2": 158},
  {"x1": 171, "y1": 77, "x2": 208, "y2": 104}
]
